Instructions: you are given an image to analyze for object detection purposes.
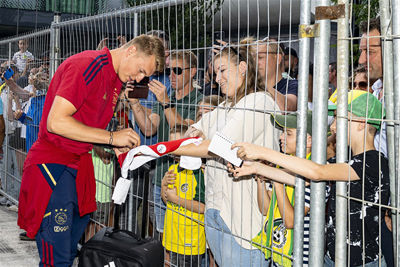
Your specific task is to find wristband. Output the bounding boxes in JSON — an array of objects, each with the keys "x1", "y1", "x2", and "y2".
[{"x1": 109, "y1": 131, "x2": 114, "y2": 145}]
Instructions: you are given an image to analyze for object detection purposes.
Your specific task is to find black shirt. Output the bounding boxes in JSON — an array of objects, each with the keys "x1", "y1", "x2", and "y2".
[
  {"x1": 326, "y1": 150, "x2": 390, "y2": 266},
  {"x1": 274, "y1": 78, "x2": 298, "y2": 96}
]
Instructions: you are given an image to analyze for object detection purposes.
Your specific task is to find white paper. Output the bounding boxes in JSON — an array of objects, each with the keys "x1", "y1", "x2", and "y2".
[
  {"x1": 208, "y1": 132, "x2": 243, "y2": 167},
  {"x1": 112, "y1": 177, "x2": 132, "y2": 205}
]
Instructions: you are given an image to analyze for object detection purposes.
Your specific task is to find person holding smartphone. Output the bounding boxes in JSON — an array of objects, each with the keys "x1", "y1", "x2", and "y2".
[{"x1": 125, "y1": 50, "x2": 203, "y2": 240}]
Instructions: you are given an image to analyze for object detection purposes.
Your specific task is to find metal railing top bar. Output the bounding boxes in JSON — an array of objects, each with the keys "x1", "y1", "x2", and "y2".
[
  {"x1": 0, "y1": 28, "x2": 51, "y2": 46},
  {"x1": 53, "y1": 0, "x2": 197, "y2": 28}
]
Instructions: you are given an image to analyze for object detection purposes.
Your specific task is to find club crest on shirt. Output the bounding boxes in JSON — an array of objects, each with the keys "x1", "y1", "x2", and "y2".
[
  {"x1": 54, "y1": 208, "x2": 68, "y2": 225},
  {"x1": 180, "y1": 183, "x2": 189, "y2": 193},
  {"x1": 264, "y1": 218, "x2": 287, "y2": 248}
]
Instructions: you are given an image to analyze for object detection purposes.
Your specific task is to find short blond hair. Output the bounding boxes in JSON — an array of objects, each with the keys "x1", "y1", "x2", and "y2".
[
  {"x1": 123, "y1": 35, "x2": 165, "y2": 72},
  {"x1": 170, "y1": 51, "x2": 197, "y2": 68}
]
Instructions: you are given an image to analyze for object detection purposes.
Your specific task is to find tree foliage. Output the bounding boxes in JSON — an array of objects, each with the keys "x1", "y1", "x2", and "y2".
[{"x1": 126, "y1": 0, "x2": 224, "y2": 50}]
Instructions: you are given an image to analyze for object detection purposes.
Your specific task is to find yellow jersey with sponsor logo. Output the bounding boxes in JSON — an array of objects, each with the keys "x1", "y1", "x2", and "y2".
[
  {"x1": 162, "y1": 163, "x2": 206, "y2": 255},
  {"x1": 252, "y1": 184, "x2": 295, "y2": 267}
]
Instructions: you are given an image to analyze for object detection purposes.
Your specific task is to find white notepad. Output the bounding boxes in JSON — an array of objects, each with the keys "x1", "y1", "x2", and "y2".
[{"x1": 208, "y1": 132, "x2": 243, "y2": 167}]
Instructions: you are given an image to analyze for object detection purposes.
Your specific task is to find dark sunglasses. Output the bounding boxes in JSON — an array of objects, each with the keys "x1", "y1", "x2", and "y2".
[
  {"x1": 350, "y1": 81, "x2": 368, "y2": 89},
  {"x1": 165, "y1": 67, "x2": 191, "y2": 76}
]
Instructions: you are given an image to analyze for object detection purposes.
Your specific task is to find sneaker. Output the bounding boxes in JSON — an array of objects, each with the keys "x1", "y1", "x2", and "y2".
[
  {"x1": 7, "y1": 205, "x2": 18, "y2": 212},
  {"x1": 19, "y1": 232, "x2": 35, "y2": 241}
]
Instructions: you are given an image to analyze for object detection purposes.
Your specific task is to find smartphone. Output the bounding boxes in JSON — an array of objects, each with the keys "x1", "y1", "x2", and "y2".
[
  {"x1": 214, "y1": 31, "x2": 225, "y2": 44},
  {"x1": 4, "y1": 67, "x2": 14, "y2": 80},
  {"x1": 127, "y1": 77, "x2": 150, "y2": 99}
]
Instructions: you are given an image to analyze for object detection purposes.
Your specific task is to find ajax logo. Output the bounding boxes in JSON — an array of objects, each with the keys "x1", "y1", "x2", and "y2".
[
  {"x1": 157, "y1": 144, "x2": 167, "y2": 154},
  {"x1": 54, "y1": 208, "x2": 68, "y2": 225}
]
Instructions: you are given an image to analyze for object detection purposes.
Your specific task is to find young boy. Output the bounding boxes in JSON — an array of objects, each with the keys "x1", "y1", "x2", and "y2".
[
  {"x1": 230, "y1": 90, "x2": 390, "y2": 266},
  {"x1": 12, "y1": 39, "x2": 34, "y2": 74},
  {"x1": 161, "y1": 124, "x2": 206, "y2": 266},
  {"x1": 248, "y1": 111, "x2": 328, "y2": 266}
]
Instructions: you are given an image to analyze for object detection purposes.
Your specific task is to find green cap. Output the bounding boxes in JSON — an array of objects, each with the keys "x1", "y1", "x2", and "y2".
[
  {"x1": 328, "y1": 90, "x2": 385, "y2": 130},
  {"x1": 270, "y1": 111, "x2": 313, "y2": 136}
]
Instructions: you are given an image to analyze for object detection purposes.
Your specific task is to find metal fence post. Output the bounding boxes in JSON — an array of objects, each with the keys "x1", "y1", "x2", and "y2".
[
  {"x1": 49, "y1": 12, "x2": 61, "y2": 80},
  {"x1": 309, "y1": 0, "x2": 331, "y2": 265},
  {"x1": 379, "y1": 1, "x2": 397, "y2": 264},
  {"x1": 292, "y1": 0, "x2": 311, "y2": 265},
  {"x1": 334, "y1": 1, "x2": 349, "y2": 266},
  {"x1": 392, "y1": 0, "x2": 400, "y2": 263},
  {"x1": 127, "y1": 11, "x2": 139, "y2": 232}
]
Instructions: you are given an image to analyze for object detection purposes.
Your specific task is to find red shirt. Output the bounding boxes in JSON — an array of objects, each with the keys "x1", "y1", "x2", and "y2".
[
  {"x1": 18, "y1": 48, "x2": 122, "y2": 238},
  {"x1": 39, "y1": 47, "x2": 121, "y2": 155}
]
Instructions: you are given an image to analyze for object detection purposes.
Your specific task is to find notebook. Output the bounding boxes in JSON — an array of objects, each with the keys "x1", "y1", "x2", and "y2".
[{"x1": 208, "y1": 132, "x2": 243, "y2": 167}]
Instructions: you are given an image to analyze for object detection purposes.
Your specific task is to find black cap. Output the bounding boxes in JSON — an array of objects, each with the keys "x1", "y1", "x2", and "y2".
[{"x1": 284, "y1": 47, "x2": 298, "y2": 58}]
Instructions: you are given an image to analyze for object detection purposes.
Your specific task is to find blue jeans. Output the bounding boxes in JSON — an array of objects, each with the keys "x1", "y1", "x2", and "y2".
[
  {"x1": 204, "y1": 209, "x2": 268, "y2": 267},
  {"x1": 324, "y1": 254, "x2": 387, "y2": 267},
  {"x1": 153, "y1": 184, "x2": 166, "y2": 233}
]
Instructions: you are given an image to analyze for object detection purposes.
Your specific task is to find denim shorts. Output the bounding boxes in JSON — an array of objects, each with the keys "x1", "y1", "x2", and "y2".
[
  {"x1": 153, "y1": 184, "x2": 166, "y2": 233},
  {"x1": 204, "y1": 209, "x2": 269, "y2": 267}
]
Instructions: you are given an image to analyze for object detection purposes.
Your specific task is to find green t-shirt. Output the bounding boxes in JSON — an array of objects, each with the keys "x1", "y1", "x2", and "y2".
[{"x1": 152, "y1": 89, "x2": 203, "y2": 186}]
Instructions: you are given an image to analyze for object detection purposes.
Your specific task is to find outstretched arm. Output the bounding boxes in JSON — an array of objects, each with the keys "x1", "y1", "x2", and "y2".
[
  {"x1": 228, "y1": 161, "x2": 297, "y2": 185},
  {"x1": 171, "y1": 139, "x2": 214, "y2": 158},
  {"x1": 231, "y1": 142, "x2": 359, "y2": 182}
]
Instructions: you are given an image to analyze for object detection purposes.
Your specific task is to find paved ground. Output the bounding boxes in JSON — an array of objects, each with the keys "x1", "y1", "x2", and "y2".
[
  {"x1": 0, "y1": 204, "x2": 80, "y2": 267},
  {"x1": 0, "y1": 205, "x2": 39, "y2": 267}
]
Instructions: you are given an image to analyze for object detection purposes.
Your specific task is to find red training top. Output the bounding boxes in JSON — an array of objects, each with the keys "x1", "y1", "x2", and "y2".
[{"x1": 18, "y1": 47, "x2": 122, "y2": 238}]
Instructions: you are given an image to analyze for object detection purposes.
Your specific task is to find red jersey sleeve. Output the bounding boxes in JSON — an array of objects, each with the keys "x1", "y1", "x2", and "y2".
[{"x1": 56, "y1": 62, "x2": 93, "y2": 110}]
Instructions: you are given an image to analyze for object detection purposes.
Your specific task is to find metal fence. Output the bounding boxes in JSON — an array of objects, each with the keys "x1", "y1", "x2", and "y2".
[{"x1": 0, "y1": 0, "x2": 399, "y2": 266}]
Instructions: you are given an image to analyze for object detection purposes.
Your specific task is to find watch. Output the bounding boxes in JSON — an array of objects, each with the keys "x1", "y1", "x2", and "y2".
[{"x1": 163, "y1": 102, "x2": 176, "y2": 109}]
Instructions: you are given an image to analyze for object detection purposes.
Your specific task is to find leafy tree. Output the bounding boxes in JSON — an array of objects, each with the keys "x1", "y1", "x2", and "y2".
[{"x1": 127, "y1": 0, "x2": 224, "y2": 50}]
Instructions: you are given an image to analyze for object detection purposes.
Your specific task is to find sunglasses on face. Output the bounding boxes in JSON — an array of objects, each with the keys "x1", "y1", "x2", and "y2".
[
  {"x1": 165, "y1": 67, "x2": 191, "y2": 76},
  {"x1": 350, "y1": 81, "x2": 368, "y2": 89}
]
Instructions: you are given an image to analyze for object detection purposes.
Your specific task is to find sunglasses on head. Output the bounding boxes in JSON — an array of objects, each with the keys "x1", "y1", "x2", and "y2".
[
  {"x1": 350, "y1": 81, "x2": 368, "y2": 89},
  {"x1": 165, "y1": 67, "x2": 191, "y2": 76},
  {"x1": 220, "y1": 43, "x2": 245, "y2": 61}
]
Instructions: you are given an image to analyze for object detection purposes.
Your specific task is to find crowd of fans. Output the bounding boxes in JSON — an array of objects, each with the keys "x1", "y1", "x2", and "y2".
[{"x1": 0, "y1": 15, "x2": 394, "y2": 267}]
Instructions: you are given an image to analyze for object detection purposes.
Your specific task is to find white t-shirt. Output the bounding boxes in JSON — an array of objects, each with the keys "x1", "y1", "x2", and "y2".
[
  {"x1": 12, "y1": 50, "x2": 34, "y2": 73},
  {"x1": 1, "y1": 90, "x2": 16, "y2": 134},
  {"x1": 192, "y1": 92, "x2": 281, "y2": 249},
  {"x1": 371, "y1": 79, "x2": 387, "y2": 157}
]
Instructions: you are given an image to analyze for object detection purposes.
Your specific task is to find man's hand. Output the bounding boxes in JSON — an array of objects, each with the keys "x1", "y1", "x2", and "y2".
[
  {"x1": 112, "y1": 128, "x2": 140, "y2": 148},
  {"x1": 124, "y1": 82, "x2": 141, "y2": 105},
  {"x1": 148, "y1": 80, "x2": 170, "y2": 105}
]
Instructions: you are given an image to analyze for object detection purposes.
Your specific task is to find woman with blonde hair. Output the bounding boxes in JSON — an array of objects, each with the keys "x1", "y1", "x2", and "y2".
[{"x1": 167, "y1": 39, "x2": 281, "y2": 267}]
